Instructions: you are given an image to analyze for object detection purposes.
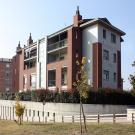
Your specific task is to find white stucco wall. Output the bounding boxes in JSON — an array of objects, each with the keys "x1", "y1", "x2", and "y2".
[
  {"x1": 82, "y1": 24, "x2": 121, "y2": 89},
  {"x1": 82, "y1": 25, "x2": 98, "y2": 85},
  {"x1": 98, "y1": 25, "x2": 121, "y2": 88},
  {"x1": 36, "y1": 37, "x2": 47, "y2": 89}
]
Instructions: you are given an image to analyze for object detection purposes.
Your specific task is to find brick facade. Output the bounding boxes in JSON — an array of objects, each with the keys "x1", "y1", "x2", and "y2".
[
  {"x1": 1, "y1": 7, "x2": 125, "y2": 92},
  {"x1": 0, "y1": 58, "x2": 12, "y2": 92},
  {"x1": 93, "y1": 42, "x2": 102, "y2": 88}
]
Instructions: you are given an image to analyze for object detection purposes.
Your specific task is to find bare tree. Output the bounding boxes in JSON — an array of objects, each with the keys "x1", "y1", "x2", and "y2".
[{"x1": 73, "y1": 57, "x2": 89, "y2": 135}]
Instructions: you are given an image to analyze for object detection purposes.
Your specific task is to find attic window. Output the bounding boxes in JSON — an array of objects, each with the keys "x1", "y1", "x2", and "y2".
[
  {"x1": 103, "y1": 29, "x2": 106, "y2": 39},
  {"x1": 111, "y1": 33, "x2": 116, "y2": 43}
]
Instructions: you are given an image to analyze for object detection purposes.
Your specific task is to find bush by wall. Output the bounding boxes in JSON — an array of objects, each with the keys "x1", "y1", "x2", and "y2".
[{"x1": 0, "y1": 88, "x2": 135, "y2": 105}]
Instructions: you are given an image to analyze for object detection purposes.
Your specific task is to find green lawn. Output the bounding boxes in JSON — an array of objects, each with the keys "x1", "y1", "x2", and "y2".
[{"x1": 0, "y1": 120, "x2": 135, "y2": 135}]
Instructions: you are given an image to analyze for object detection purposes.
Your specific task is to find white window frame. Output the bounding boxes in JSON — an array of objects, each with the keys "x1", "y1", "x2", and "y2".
[
  {"x1": 103, "y1": 50, "x2": 109, "y2": 60},
  {"x1": 103, "y1": 70, "x2": 109, "y2": 80}
]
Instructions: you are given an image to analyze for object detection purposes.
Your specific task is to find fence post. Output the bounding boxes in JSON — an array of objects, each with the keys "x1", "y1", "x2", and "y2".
[
  {"x1": 13, "y1": 107, "x2": 14, "y2": 120},
  {"x1": 132, "y1": 113, "x2": 134, "y2": 124},
  {"x1": 42, "y1": 111, "x2": 44, "y2": 123},
  {"x1": 45, "y1": 116, "x2": 47, "y2": 123},
  {"x1": 47, "y1": 112, "x2": 49, "y2": 117},
  {"x1": 98, "y1": 114, "x2": 100, "y2": 124},
  {"x1": 10, "y1": 107, "x2": 11, "y2": 120},
  {"x1": 62, "y1": 115, "x2": 64, "y2": 123},
  {"x1": 113, "y1": 114, "x2": 116, "y2": 124},
  {"x1": 72, "y1": 116, "x2": 74, "y2": 123},
  {"x1": 3, "y1": 106, "x2": 4, "y2": 119},
  {"x1": 5, "y1": 106, "x2": 7, "y2": 120},
  {"x1": 0, "y1": 106, "x2": 1, "y2": 120},
  {"x1": 53, "y1": 113, "x2": 55, "y2": 123},
  {"x1": 38, "y1": 111, "x2": 40, "y2": 122}
]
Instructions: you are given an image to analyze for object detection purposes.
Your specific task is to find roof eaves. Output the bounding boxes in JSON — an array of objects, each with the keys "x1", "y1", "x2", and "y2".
[
  {"x1": 98, "y1": 19, "x2": 125, "y2": 36},
  {"x1": 80, "y1": 18, "x2": 125, "y2": 36},
  {"x1": 48, "y1": 24, "x2": 73, "y2": 38}
]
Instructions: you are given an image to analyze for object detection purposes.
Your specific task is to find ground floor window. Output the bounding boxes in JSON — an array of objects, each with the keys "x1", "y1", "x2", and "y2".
[
  {"x1": 48, "y1": 69, "x2": 56, "y2": 87},
  {"x1": 61, "y1": 67, "x2": 67, "y2": 86},
  {"x1": 30, "y1": 74, "x2": 36, "y2": 89}
]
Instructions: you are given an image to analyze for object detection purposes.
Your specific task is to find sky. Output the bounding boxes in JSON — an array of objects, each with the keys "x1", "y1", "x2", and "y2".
[{"x1": 0, "y1": 0, "x2": 134, "y2": 90}]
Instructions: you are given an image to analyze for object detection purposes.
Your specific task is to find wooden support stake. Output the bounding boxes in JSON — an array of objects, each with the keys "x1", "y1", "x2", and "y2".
[
  {"x1": 132, "y1": 113, "x2": 134, "y2": 124},
  {"x1": 62, "y1": 116, "x2": 64, "y2": 123},
  {"x1": 98, "y1": 114, "x2": 100, "y2": 124},
  {"x1": 53, "y1": 113, "x2": 55, "y2": 123},
  {"x1": 72, "y1": 116, "x2": 74, "y2": 123},
  {"x1": 113, "y1": 114, "x2": 116, "y2": 124}
]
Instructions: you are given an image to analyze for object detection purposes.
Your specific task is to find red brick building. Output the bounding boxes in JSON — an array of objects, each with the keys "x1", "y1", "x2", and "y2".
[
  {"x1": 0, "y1": 58, "x2": 12, "y2": 92},
  {"x1": 11, "y1": 7, "x2": 125, "y2": 92}
]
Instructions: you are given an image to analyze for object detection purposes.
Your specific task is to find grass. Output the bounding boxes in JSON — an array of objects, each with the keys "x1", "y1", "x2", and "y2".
[{"x1": 0, "y1": 120, "x2": 135, "y2": 135}]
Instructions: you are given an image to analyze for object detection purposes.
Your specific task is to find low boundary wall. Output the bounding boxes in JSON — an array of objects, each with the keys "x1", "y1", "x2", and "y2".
[{"x1": 0, "y1": 100, "x2": 135, "y2": 123}]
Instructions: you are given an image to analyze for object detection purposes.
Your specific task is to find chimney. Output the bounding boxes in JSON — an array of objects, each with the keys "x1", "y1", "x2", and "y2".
[
  {"x1": 16, "y1": 41, "x2": 21, "y2": 51},
  {"x1": 27, "y1": 33, "x2": 33, "y2": 45},
  {"x1": 73, "y1": 6, "x2": 82, "y2": 27}
]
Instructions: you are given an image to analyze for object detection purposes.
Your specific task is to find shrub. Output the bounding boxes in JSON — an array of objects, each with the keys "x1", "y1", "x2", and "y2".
[{"x1": 1, "y1": 88, "x2": 135, "y2": 105}]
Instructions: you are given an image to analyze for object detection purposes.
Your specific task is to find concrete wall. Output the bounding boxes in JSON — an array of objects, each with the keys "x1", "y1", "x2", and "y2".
[
  {"x1": 1, "y1": 100, "x2": 135, "y2": 122},
  {"x1": 127, "y1": 109, "x2": 135, "y2": 121},
  {"x1": 0, "y1": 100, "x2": 129, "y2": 115}
]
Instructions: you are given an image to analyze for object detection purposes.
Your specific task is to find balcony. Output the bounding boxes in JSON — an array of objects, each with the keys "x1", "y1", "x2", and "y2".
[
  {"x1": 47, "y1": 49, "x2": 67, "y2": 64},
  {"x1": 47, "y1": 39, "x2": 67, "y2": 53},
  {"x1": 24, "y1": 49, "x2": 37, "y2": 61}
]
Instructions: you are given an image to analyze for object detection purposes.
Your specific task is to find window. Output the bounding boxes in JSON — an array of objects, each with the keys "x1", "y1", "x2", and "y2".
[
  {"x1": 103, "y1": 70, "x2": 109, "y2": 80},
  {"x1": 103, "y1": 29, "x2": 106, "y2": 39},
  {"x1": 23, "y1": 75, "x2": 27, "y2": 85},
  {"x1": 113, "y1": 53, "x2": 116, "y2": 63},
  {"x1": 48, "y1": 70, "x2": 56, "y2": 87},
  {"x1": 23, "y1": 75, "x2": 27, "y2": 89},
  {"x1": 30, "y1": 74, "x2": 36, "y2": 89},
  {"x1": 6, "y1": 64, "x2": 10, "y2": 68},
  {"x1": 103, "y1": 50, "x2": 109, "y2": 60},
  {"x1": 111, "y1": 33, "x2": 116, "y2": 43},
  {"x1": 113, "y1": 73, "x2": 116, "y2": 82},
  {"x1": 6, "y1": 73, "x2": 9, "y2": 77},
  {"x1": 14, "y1": 69, "x2": 16, "y2": 75},
  {"x1": 6, "y1": 87, "x2": 9, "y2": 91},
  {"x1": 61, "y1": 67, "x2": 67, "y2": 86}
]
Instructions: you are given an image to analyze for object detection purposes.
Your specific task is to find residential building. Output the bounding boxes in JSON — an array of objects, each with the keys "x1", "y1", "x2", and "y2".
[
  {"x1": 12, "y1": 7, "x2": 125, "y2": 92},
  {"x1": 0, "y1": 58, "x2": 12, "y2": 92}
]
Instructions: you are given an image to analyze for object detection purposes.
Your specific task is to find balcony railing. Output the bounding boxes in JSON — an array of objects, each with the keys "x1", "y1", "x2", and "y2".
[{"x1": 47, "y1": 39, "x2": 67, "y2": 52}]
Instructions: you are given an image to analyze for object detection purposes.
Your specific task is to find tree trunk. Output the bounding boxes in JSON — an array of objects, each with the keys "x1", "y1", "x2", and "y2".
[
  {"x1": 19, "y1": 117, "x2": 22, "y2": 125},
  {"x1": 81, "y1": 101, "x2": 87, "y2": 133},
  {"x1": 80, "y1": 97, "x2": 82, "y2": 134}
]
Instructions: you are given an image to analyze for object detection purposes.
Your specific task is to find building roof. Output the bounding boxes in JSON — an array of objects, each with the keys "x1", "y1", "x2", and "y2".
[
  {"x1": 0, "y1": 58, "x2": 11, "y2": 62},
  {"x1": 80, "y1": 18, "x2": 125, "y2": 36},
  {"x1": 47, "y1": 17, "x2": 125, "y2": 38}
]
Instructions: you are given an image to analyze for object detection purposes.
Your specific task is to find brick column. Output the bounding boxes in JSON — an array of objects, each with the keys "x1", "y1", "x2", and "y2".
[
  {"x1": 93, "y1": 42, "x2": 102, "y2": 88},
  {"x1": 117, "y1": 50, "x2": 121, "y2": 89}
]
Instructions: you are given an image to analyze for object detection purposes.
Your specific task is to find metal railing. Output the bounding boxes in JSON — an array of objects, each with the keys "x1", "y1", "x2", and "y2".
[{"x1": 47, "y1": 39, "x2": 67, "y2": 52}]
